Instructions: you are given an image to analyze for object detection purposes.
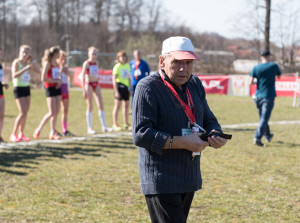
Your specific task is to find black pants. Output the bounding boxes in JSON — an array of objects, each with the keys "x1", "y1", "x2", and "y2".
[{"x1": 145, "y1": 192, "x2": 195, "y2": 223}]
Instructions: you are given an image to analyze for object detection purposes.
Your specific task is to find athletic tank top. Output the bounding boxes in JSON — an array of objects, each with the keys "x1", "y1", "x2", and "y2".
[
  {"x1": 85, "y1": 61, "x2": 98, "y2": 77},
  {"x1": 13, "y1": 61, "x2": 31, "y2": 87},
  {"x1": 61, "y1": 71, "x2": 68, "y2": 84},
  {"x1": 0, "y1": 64, "x2": 3, "y2": 83},
  {"x1": 44, "y1": 63, "x2": 60, "y2": 88}
]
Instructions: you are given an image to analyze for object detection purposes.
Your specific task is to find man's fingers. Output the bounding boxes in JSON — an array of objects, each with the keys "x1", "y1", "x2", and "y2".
[{"x1": 208, "y1": 137, "x2": 227, "y2": 148}]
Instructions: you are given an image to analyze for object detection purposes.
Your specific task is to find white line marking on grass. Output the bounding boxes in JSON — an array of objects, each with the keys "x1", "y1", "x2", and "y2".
[
  {"x1": 223, "y1": 120, "x2": 300, "y2": 128},
  {"x1": 0, "y1": 120, "x2": 299, "y2": 149}
]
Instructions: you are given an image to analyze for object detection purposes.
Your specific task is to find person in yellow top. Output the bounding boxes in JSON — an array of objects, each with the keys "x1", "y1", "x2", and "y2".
[
  {"x1": 10, "y1": 45, "x2": 39, "y2": 142},
  {"x1": 112, "y1": 51, "x2": 131, "y2": 131}
]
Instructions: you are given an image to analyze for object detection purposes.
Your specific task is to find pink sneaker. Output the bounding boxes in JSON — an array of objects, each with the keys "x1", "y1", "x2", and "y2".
[
  {"x1": 19, "y1": 134, "x2": 31, "y2": 142},
  {"x1": 10, "y1": 134, "x2": 21, "y2": 142},
  {"x1": 33, "y1": 129, "x2": 40, "y2": 139}
]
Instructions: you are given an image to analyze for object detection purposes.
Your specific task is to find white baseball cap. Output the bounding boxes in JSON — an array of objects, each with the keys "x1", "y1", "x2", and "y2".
[{"x1": 161, "y1": 36, "x2": 200, "y2": 60}]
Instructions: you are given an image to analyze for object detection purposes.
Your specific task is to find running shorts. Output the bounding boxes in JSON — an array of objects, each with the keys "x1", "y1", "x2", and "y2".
[{"x1": 13, "y1": 86, "x2": 31, "y2": 99}]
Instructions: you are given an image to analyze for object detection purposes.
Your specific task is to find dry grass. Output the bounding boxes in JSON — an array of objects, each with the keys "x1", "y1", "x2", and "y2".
[{"x1": 0, "y1": 88, "x2": 299, "y2": 222}]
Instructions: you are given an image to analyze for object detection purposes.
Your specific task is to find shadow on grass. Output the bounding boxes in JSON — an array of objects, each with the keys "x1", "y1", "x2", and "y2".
[
  {"x1": 270, "y1": 141, "x2": 300, "y2": 148},
  {"x1": 0, "y1": 136, "x2": 135, "y2": 176}
]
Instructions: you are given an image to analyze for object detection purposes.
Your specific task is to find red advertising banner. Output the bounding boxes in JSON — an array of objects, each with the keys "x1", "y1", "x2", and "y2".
[
  {"x1": 72, "y1": 67, "x2": 113, "y2": 88},
  {"x1": 249, "y1": 76, "x2": 299, "y2": 97},
  {"x1": 72, "y1": 68, "x2": 299, "y2": 97},
  {"x1": 196, "y1": 75, "x2": 230, "y2": 95}
]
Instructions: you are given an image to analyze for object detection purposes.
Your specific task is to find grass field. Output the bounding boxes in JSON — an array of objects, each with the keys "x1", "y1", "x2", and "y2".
[{"x1": 0, "y1": 87, "x2": 299, "y2": 223}]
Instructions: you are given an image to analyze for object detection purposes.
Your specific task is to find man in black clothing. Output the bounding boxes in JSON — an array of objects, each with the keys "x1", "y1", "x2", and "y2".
[{"x1": 132, "y1": 36, "x2": 228, "y2": 223}]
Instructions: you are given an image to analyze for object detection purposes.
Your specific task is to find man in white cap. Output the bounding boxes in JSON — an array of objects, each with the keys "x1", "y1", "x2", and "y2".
[{"x1": 132, "y1": 36, "x2": 228, "y2": 222}]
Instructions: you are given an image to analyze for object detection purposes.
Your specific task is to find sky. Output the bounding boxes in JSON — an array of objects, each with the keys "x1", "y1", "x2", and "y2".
[
  {"x1": 162, "y1": 0, "x2": 299, "y2": 42},
  {"x1": 162, "y1": 0, "x2": 245, "y2": 38}
]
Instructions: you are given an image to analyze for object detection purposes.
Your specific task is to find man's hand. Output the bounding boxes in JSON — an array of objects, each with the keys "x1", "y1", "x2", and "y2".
[
  {"x1": 207, "y1": 130, "x2": 227, "y2": 149},
  {"x1": 181, "y1": 133, "x2": 209, "y2": 152}
]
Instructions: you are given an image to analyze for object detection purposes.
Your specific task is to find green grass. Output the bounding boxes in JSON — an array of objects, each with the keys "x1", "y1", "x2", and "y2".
[{"x1": 0, "y1": 88, "x2": 299, "y2": 222}]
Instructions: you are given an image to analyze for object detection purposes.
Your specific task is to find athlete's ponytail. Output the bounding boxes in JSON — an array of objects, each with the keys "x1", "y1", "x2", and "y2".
[{"x1": 41, "y1": 46, "x2": 60, "y2": 66}]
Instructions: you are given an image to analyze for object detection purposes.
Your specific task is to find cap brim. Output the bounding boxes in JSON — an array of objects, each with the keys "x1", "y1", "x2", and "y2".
[
  {"x1": 261, "y1": 53, "x2": 272, "y2": 57},
  {"x1": 169, "y1": 51, "x2": 200, "y2": 60}
]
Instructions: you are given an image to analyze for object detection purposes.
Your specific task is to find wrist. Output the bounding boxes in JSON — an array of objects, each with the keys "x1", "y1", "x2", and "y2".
[{"x1": 169, "y1": 135, "x2": 173, "y2": 149}]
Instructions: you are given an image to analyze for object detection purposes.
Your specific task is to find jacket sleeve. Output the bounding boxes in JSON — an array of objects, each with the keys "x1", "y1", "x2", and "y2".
[{"x1": 132, "y1": 82, "x2": 169, "y2": 155}]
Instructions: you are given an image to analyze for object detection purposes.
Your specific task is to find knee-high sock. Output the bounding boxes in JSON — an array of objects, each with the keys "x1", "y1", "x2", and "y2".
[
  {"x1": 62, "y1": 121, "x2": 67, "y2": 133},
  {"x1": 86, "y1": 111, "x2": 92, "y2": 129},
  {"x1": 98, "y1": 110, "x2": 107, "y2": 129}
]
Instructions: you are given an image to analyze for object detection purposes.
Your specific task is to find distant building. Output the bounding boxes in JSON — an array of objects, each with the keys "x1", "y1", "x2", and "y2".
[
  {"x1": 232, "y1": 59, "x2": 259, "y2": 73},
  {"x1": 226, "y1": 45, "x2": 257, "y2": 59}
]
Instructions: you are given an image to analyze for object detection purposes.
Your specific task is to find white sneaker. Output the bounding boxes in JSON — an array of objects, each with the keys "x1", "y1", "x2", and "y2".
[
  {"x1": 87, "y1": 129, "x2": 96, "y2": 134},
  {"x1": 102, "y1": 127, "x2": 113, "y2": 133}
]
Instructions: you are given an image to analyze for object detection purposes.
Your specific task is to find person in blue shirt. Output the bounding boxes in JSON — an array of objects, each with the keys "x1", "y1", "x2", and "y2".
[
  {"x1": 249, "y1": 50, "x2": 281, "y2": 146},
  {"x1": 130, "y1": 50, "x2": 150, "y2": 99}
]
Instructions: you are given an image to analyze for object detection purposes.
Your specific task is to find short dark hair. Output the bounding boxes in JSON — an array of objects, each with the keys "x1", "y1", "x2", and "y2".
[{"x1": 261, "y1": 50, "x2": 272, "y2": 57}]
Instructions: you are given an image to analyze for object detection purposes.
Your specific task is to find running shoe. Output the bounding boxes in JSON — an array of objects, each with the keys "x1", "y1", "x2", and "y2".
[
  {"x1": 19, "y1": 134, "x2": 31, "y2": 142},
  {"x1": 63, "y1": 130, "x2": 75, "y2": 137},
  {"x1": 266, "y1": 133, "x2": 274, "y2": 143},
  {"x1": 123, "y1": 123, "x2": 132, "y2": 131},
  {"x1": 87, "y1": 129, "x2": 96, "y2": 134},
  {"x1": 49, "y1": 133, "x2": 61, "y2": 140},
  {"x1": 55, "y1": 130, "x2": 62, "y2": 137},
  {"x1": 33, "y1": 129, "x2": 40, "y2": 139},
  {"x1": 112, "y1": 124, "x2": 122, "y2": 131},
  {"x1": 102, "y1": 127, "x2": 113, "y2": 133},
  {"x1": 253, "y1": 139, "x2": 265, "y2": 147},
  {"x1": 0, "y1": 137, "x2": 7, "y2": 143},
  {"x1": 10, "y1": 134, "x2": 21, "y2": 142}
]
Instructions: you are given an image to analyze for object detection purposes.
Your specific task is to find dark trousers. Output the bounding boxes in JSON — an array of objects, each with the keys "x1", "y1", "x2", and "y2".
[
  {"x1": 254, "y1": 97, "x2": 274, "y2": 140},
  {"x1": 145, "y1": 192, "x2": 195, "y2": 223}
]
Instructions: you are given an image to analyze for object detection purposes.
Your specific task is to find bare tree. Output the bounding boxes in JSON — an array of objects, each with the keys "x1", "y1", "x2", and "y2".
[
  {"x1": 273, "y1": 1, "x2": 300, "y2": 71},
  {"x1": 264, "y1": 0, "x2": 271, "y2": 51},
  {"x1": 147, "y1": 0, "x2": 161, "y2": 32},
  {"x1": 0, "y1": 0, "x2": 15, "y2": 57},
  {"x1": 232, "y1": 0, "x2": 265, "y2": 60},
  {"x1": 113, "y1": 0, "x2": 143, "y2": 32},
  {"x1": 31, "y1": 0, "x2": 46, "y2": 26}
]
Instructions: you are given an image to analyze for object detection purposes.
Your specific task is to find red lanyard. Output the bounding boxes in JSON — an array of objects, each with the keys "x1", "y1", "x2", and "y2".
[
  {"x1": 134, "y1": 60, "x2": 141, "y2": 80},
  {"x1": 159, "y1": 71, "x2": 196, "y2": 125}
]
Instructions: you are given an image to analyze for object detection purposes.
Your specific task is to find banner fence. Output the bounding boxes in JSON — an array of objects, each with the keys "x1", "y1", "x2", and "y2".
[{"x1": 72, "y1": 68, "x2": 299, "y2": 98}]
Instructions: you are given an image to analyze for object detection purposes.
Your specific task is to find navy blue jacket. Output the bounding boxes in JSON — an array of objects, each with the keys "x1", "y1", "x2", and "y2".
[{"x1": 132, "y1": 71, "x2": 222, "y2": 195}]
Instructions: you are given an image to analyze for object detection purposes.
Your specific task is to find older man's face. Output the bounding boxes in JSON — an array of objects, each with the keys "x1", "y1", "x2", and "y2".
[
  {"x1": 134, "y1": 51, "x2": 141, "y2": 60},
  {"x1": 160, "y1": 55, "x2": 193, "y2": 88}
]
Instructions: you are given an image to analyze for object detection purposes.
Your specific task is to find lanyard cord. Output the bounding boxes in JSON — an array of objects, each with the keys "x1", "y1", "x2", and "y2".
[{"x1": 159, "y1": 71, "x2": 196, "y2": 125}]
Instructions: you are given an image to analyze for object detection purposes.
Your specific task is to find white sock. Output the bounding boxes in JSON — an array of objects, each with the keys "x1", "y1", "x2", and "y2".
[
  {"x1": 98, "y1": 110, "x2": 107, "y2": 129},
  {"x1": 86, "y1": 111, "x2": 92, "y2": 129}
]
